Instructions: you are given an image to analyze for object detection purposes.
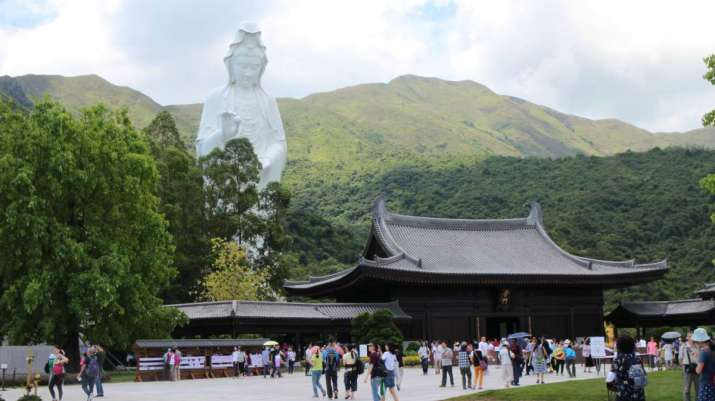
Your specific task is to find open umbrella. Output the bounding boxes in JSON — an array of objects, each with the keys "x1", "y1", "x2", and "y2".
[
  {"x1": 507, "y1": 332, "x2": 531, "y2": 340},
  {"x1": 263, "y1": 340, "x2": 278, "y2": 346},
  {"x1": 661, "y1": 331, "x2": 681, "y2": 341}
]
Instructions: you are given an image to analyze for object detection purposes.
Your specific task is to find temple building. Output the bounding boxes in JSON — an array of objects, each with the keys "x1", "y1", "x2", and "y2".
[
  {"x1": 171, "y1": 198, "x2": 667, "y2": 343},
  {"x1": 283, "y1": 198, "x2": 668, "y2": 340},
  {"x1": 606, "y1": 283, "x2": 715, "y2": 336}
]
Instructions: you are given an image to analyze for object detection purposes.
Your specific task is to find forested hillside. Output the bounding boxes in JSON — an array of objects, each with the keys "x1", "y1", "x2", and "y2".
[{"x1": 286, "y1": 148, "x2": 715, "y2": 310}]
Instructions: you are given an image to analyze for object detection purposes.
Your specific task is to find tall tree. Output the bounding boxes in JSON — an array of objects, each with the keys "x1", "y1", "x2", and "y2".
[
  {"x1": 703, "y1": 54, "x2": 715, "y2": 126},
  {"x1": 199, "y1": 238, "x2": 271, "y2": 301},
  {"x1": 703, "y1": 54, "x2": 715, "y2": 267},
  {"x1": 257, "y1": 181, "x2": 292, "y2": 289},
  {"x1": 0, "y1": 100, "x2": 185, "y2": 369},
  {"x1": 199, "y1": 138, "x2": 262, "y2": 245},
  {"x1": 144, "y1": 111, "x2": 209, "y2": 303}
]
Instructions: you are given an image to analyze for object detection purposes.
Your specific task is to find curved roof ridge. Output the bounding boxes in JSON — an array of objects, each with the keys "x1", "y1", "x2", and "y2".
[
  {"x1": 622, "y1": 298, "x2": 707, "y2": 305},
  {"x1": 372, "y1": 197, "x2": 421, "y2": 264},
  {"x1": 532, "y1": 222, "x2": 592, "y2": 269},
  {"x1": 577, "y1": 257, "x2": 636, "y2": 268},
  {"x1": 283, "y1": 265, "x2": 357, "y2": 286}
]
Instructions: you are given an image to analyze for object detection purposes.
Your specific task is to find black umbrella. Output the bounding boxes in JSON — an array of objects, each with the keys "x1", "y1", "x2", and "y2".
[{"x1": 507, "y1": 332, "x2": 531, "y2": 340}]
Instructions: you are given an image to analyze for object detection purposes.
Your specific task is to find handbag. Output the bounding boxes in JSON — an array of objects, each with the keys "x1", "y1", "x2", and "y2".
[{"x1": 683, "y1": 347, "x2": 696, "y2": 374}]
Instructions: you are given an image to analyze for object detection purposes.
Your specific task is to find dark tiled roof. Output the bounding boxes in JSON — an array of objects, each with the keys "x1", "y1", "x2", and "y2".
[
  {"x1": 166, "y1": 300, "x2": 411, "y2": 321},
  {"x1": 135, "y1": 338, "x2": 269, "y2": 349},
  {"x1": 285, "y1": 197, "x2": 667, "y2": 292},
  {"x1": 616, "y1": 299, "x2": 715, "y2": 317},
  {"x1": 696, "y1": 283, "x2": 715, "y2": 299}
]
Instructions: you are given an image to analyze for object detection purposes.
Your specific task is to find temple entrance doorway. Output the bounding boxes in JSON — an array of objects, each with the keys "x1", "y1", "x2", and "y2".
[{"x1": 486, "y1": 317, "x2": 519, "y2": 340}]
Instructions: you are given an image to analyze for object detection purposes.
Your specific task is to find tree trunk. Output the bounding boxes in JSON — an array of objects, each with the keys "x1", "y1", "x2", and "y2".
[{"x1": 62, "y1": 330, "x2": 81, "y2": 373}]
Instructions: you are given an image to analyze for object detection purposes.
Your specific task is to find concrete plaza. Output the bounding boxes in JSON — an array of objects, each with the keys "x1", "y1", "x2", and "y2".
[{"x1": 3, "y1": 366, "x2": 606, "y2": 401}]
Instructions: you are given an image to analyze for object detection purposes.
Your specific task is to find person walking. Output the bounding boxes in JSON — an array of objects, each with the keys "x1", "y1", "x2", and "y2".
[
  {"x1": 324, "y1": 343, "x2": 341, "y2": 399},
  {"x1": 381, "y1": 344, "x2": 400, "y2": 401},
  {"x1": 564, "y1": 340, "x2": 577, "y2": 378},
  {"x1": 162, "y1": 348, "x2": 173, "y2": 381},
  {"x1": 232, "y1": 347, "x2": 241, "y2": 377},
  {"x1": 48, "y1": 346, "x2": 68, "y2": 401},
  {"x1": 287, "y1": 347, "x2": 296, "y2": 374},
  {"x1": 457, "y1": 343, "x2": 472, "y2": 390},
  {"x1": 261, "y1": 347, "x2": 271, "y2": 378},
  {"x1": 532, "y1": 338, "x2": 548, "y2": 384},
  {"x1": 173, "y1": 347, "x2": 182, "y2": 381},
  {"x1": 94, "y1": 345, "x2": 105, "y2": 397},
  {"x1": 77, "y1": 348, "x2": 100, "y2": 401},
  {"x1": 365, "y1": 344, "x2": 386, "y2": 401},
  {"x1": 471, "y1": 345, "x2": 486, "y2": 390},
  {"x1": 582, "y1": 338, "x2": 593, "y2": 373},
  {"x1": 498, "y1": 340, "x2": 513, "y2": 388},
  {"x1": 663, "y1": 341, "x2": 674, "y2": 369},
  {"x1": 310, "y1": 349, "x2": 327, "y2": 398},
  {"x1": 553, "y1": 341, "x2": 565, "y2": 375},
  {"x1": 695, "y1": 328, "x2": 715, "y2": 401},
  {"x1": 647, "y1": 337, "x2": 659, "y2": 370},
  {"x1": 305, "y1": 344, "x2": 314, "y2": 376},
  {"x1": 434, "y1": 341, "x2": 444, "y2": 375},
  {"x1": 394, "y1": 346, "x2": 404, "y2": 391},
  {"x1": 418, "y1": 342, "x2": 430, "y2": 375},
  {"x1": 680, "y1": 332, "x2": 700, "y2": 401},
  {"x1": 271, "y1": 347, "x2": 283, "y2": 378},
  {"x1": 611, "y1": 334, "x2": 647, "y2": 401},
  {"x1": 439, "y1": 341, "x2": 454, "y2": 387},
  {"x1": 343, "y1": 344, "x2": 359, "y2": 400},
  {"x1": 510, "y1": 338, "x2": 523, "y2": 386}
]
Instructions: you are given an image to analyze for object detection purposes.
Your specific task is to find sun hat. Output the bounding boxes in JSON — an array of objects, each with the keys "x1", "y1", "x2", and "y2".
[{"x1": 693, "y1": 327, "x2": 711, "y2": 342}]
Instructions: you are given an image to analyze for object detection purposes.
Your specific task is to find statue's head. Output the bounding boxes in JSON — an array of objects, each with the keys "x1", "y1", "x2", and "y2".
[{"x1": 224, "y1": 22, "x2": 268, "y2": 88}]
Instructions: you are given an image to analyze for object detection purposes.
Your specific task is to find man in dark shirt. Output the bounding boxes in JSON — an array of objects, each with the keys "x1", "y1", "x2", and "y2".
[{"x1": 510, "y1": 339, "x2": 523, "y2": 386}]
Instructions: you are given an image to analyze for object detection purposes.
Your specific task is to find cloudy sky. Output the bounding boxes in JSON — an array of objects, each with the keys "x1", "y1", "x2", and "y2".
[{"x1": 1, "y1": 0, "x2": 714, "y2": 132}]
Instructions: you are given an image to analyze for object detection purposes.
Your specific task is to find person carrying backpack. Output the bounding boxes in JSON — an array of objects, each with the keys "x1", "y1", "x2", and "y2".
[
  {"x1": 694, "y1": 328, "x2": 715, "y2": 401},
  {"x1": 77, "y1": 348, "x2": 100, "y2": 401},
  {"x1": 611, "y1": 334, "x2": 647, "y2": 401},
  {"x1": 48, "y1": 346, "x2": 68, "y2": 401},
  {"x1": 323, "y1": 342, "x2": 341, "y2": 399},
  {"x1": 342, "y1": 344, "x2": 360, "y2": 400}
]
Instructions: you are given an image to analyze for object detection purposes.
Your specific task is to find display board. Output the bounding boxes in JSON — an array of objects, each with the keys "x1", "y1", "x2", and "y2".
[{"x1": 590, "y1": 336, "x2": 606, "y2": 358}]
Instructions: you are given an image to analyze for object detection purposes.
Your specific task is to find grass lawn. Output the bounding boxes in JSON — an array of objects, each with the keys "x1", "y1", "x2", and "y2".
[
  {"x1": 445, "y1": 370, "x2": 681, "y2": 401},
  {"x1": 105, "y1": 370, "x2": 137, "y2": 383}
]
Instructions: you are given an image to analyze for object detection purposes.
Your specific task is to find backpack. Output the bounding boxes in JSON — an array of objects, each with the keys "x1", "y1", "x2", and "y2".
[
  {"x1": 372, "y1": 357, "x2": 387, "y2": 378},
  {"x1": 627, "y1": 360, "x2": 648, "y2": 390},
  {"x1": 44, "y1": 361, "x2": 51, "y2": 374},
  {"x1": 325, "y1": 351, "x2": 338, "y2": 372},
  {"x1": 86, "y1": 356, "x2": 100, "y2": 378},
  {"x1": 355, "y1": 357, "x2": 365, "y2": 375}
]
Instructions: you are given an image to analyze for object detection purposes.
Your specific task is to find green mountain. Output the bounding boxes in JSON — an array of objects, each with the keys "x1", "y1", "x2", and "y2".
[
  {"x1": 1, "y1": 74, "x2": 714, "y2": 307},
  {"x1": 3, "y1": 74, "x2": 714, "y2": 164}
]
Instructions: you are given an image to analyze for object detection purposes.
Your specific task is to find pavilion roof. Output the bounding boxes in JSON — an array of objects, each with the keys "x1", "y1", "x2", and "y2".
[
  {"x1": 284, "y1": 197, "x2": 667, "y2": 295},
  {"x1": 166, "y1": 300, "x2": 411, "y2": 321}
]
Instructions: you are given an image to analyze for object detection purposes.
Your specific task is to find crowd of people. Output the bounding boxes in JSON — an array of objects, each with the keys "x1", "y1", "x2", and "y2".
[{"x1": 41, "y1": 327, "x2": 715, "y2": 401}]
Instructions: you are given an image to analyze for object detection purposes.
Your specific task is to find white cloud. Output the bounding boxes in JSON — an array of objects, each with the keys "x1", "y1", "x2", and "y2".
[{"x1": 1, "y1": 0, "x2": 714, "y2": 132}]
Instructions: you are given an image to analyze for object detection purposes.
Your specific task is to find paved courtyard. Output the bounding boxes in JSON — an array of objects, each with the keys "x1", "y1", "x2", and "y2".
[{"x1": 3, "y1": 366, "x2": 606, "y2": 401}]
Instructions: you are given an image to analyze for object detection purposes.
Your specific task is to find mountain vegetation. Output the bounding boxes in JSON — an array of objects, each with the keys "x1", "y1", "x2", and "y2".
[{"x1": 1, "y1": 73, "x2": 714, "y2": 311}]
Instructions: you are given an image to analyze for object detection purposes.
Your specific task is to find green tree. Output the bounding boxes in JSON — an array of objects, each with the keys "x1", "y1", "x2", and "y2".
[
  {"x1": 703, "y1": 54, "x2": 715, "y2": 126},
  {"x1": 144, "y1": 111, "x2": 209, "y2": 303},
  {"x1": 199, "y1": 238, "x2": 272, "y2": 301},
  {"x1": 199, "y1": 137, "x2": 261, "y2": 246},
  {"x1": 350, "y1": 309, "x2": 404, "y2": 345},
  {"x1": 0, "y1": 100, "x2": 186, "y2": 369},
  {"x1": 257, "y1": 182, "x2": 292, "y2": 289}
]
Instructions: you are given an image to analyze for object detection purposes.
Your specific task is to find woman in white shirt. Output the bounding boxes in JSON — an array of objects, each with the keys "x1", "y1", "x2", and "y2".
[
  {"x1": 498, "y1": 341, "x2": 513, "y2": 388},
  {"x1": 382, "y1": 345, "x2": 400, "y2": 401}
]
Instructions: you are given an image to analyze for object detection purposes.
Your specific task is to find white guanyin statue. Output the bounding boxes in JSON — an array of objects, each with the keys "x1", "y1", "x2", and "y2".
[{"x1": 195, "y1": 22, "x2": 287, "y2": 190}]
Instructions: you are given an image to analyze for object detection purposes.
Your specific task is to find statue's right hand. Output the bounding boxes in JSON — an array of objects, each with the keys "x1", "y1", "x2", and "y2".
[{"x1": 221, "y1": 112, "x2": 239, "y2": 140}]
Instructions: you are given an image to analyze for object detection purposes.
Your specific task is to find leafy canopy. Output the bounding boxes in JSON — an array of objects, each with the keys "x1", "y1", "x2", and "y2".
[
  {"x1": 199, "y1": 238, "x2": 271, "y2": 301},
  {"x1": 351, "y1": 309, "x2": 404, "y2": 345},
  {"x1": 703, "y1": 54, "x2": 715, "y2": 127},
  {"x1": 0, "y1": 100, "x2": 185, "y2": 358}
]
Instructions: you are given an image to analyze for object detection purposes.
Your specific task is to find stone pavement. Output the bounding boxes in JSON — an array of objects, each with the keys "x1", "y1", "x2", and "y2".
[{"x1": 2, "y1": 366, "x2": 605, "y2": 401}]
